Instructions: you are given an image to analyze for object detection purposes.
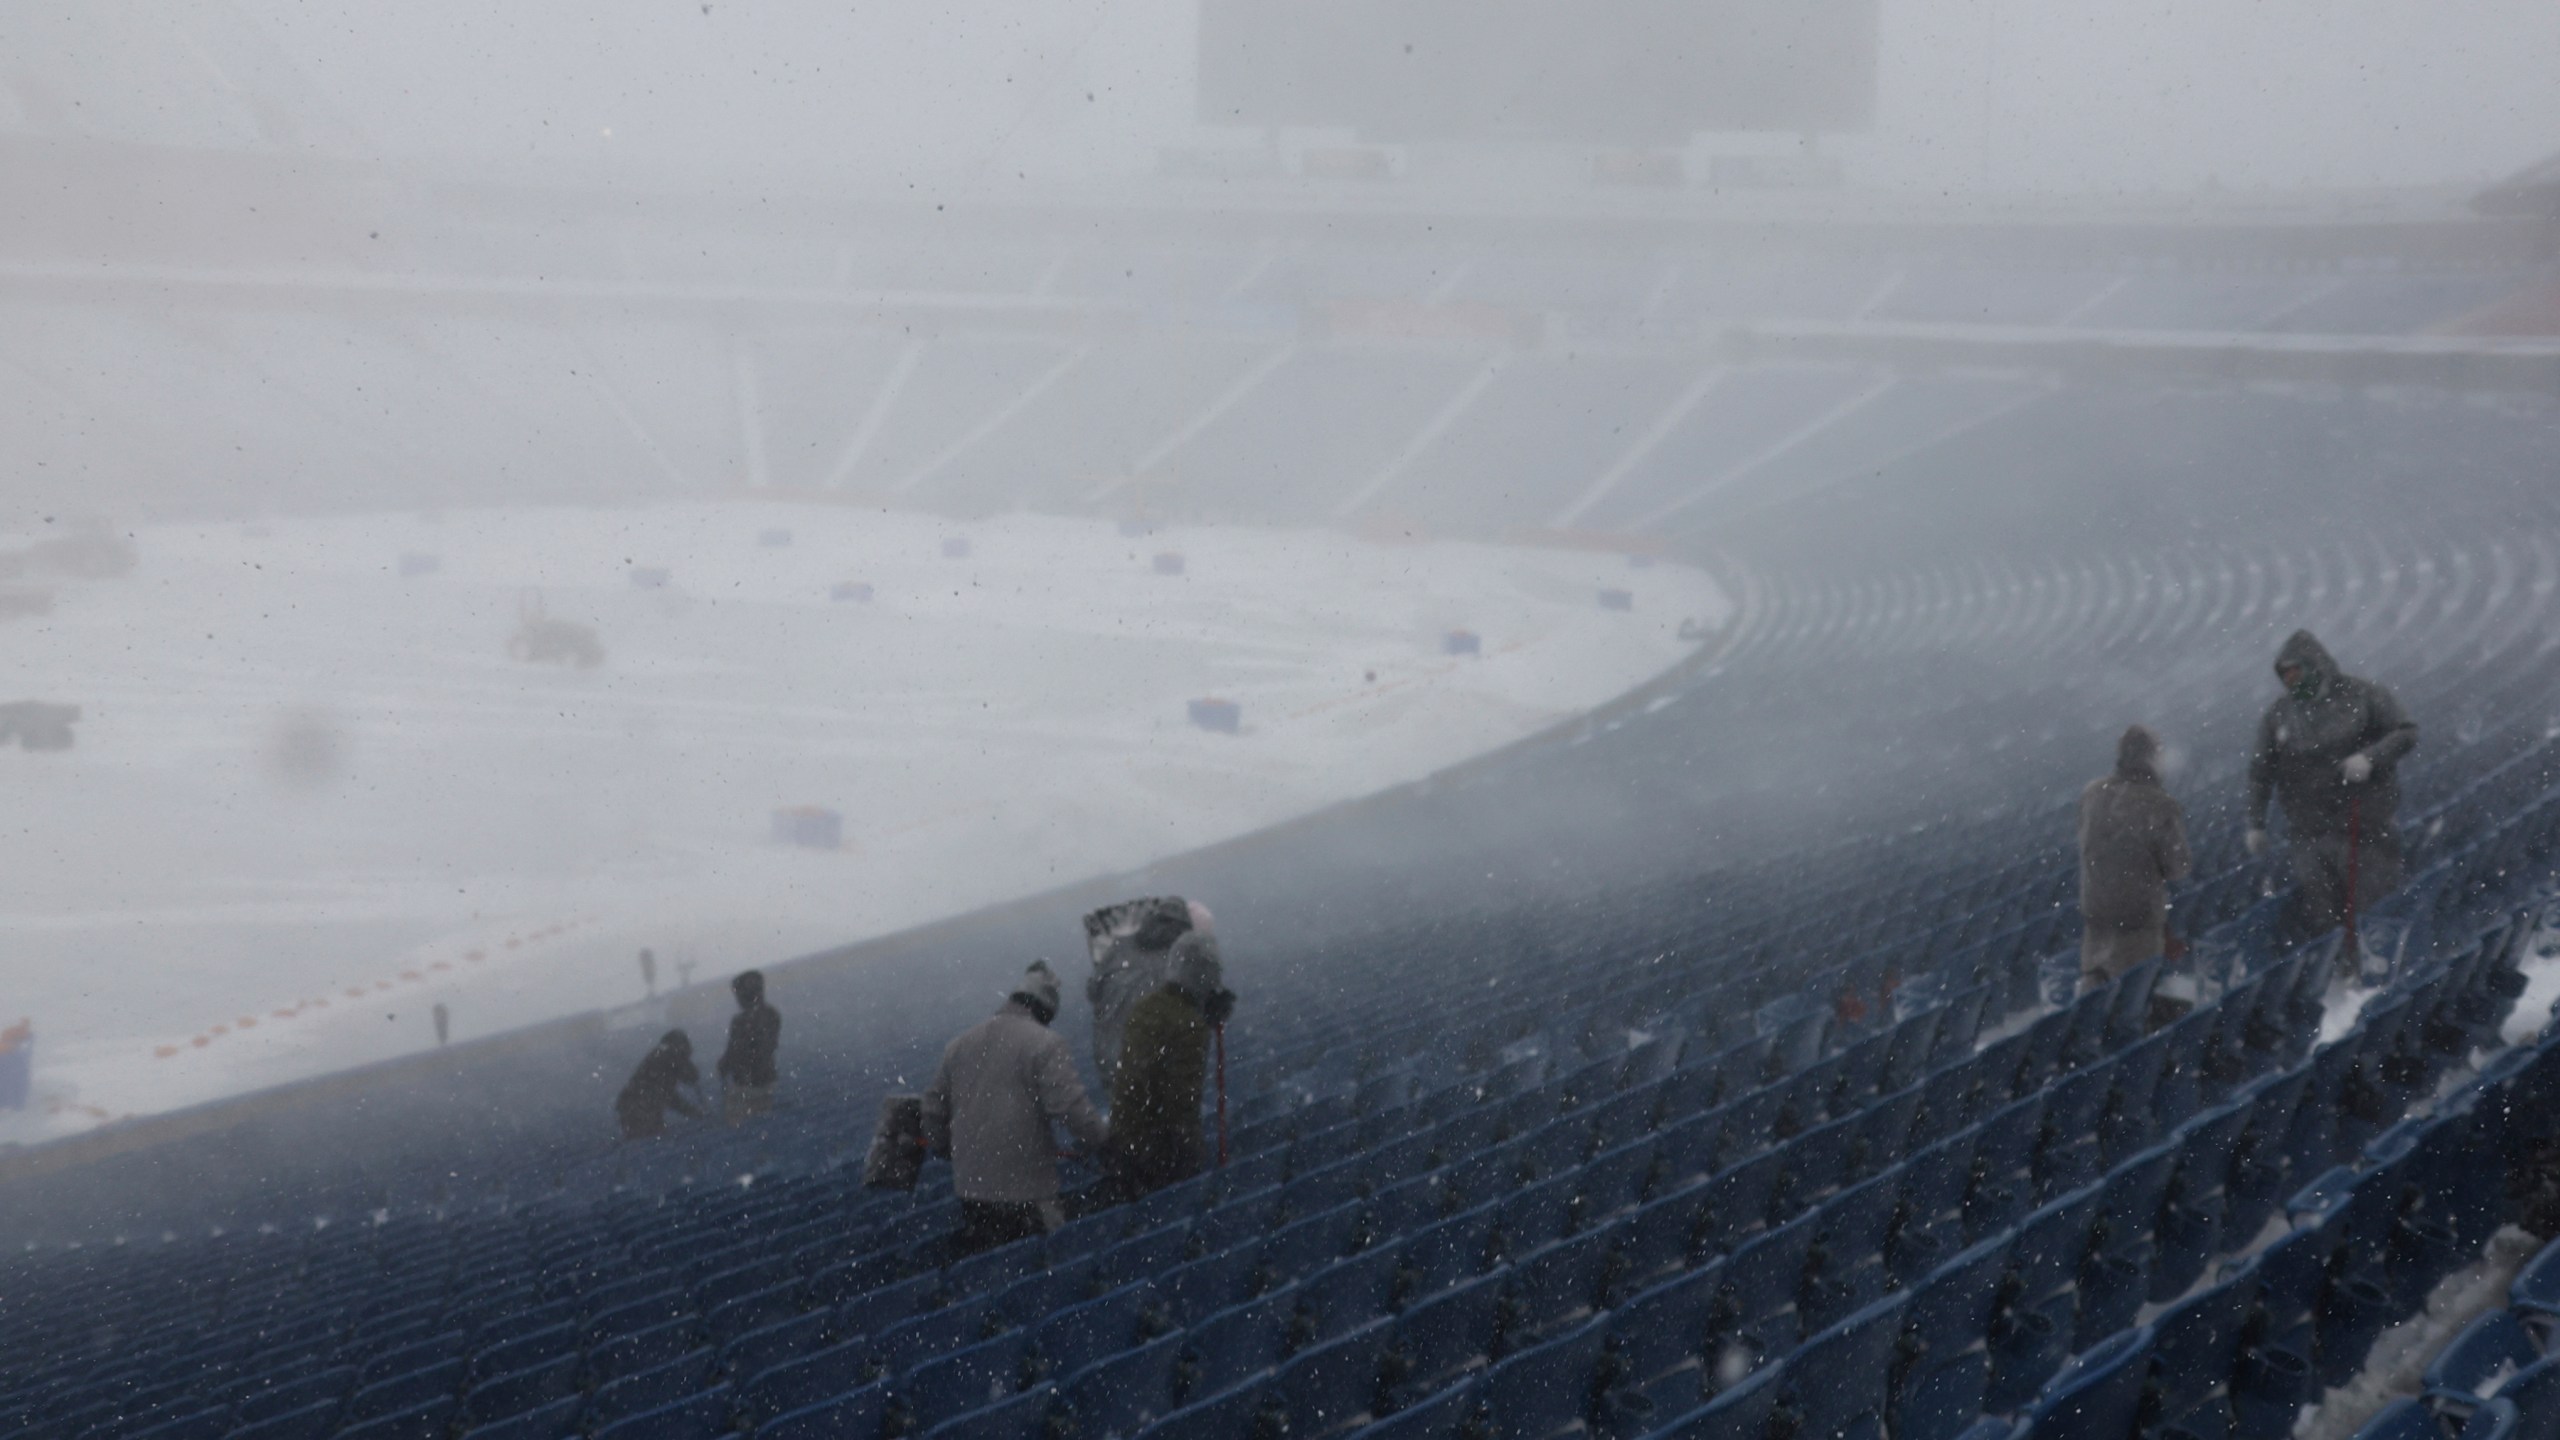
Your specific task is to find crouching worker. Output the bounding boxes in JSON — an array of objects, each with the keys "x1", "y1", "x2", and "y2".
[
  {"x1": 923, "y1": 961, "x2": 1111, "y2": 1256},
  {"x1": 1108, "y1": 931, "x2": 1237, "y2": 1201},
  {"x1": 616, "y1": 1030, "x2": 704, "y2": 1140}
]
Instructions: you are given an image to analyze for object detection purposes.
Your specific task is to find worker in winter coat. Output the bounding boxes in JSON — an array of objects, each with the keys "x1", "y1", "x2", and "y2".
[
  {"x1": 715, "y1": 970, "x2": 781, "y2": 1121},
  {"x1": 2245, "y1": 631, "x2": 2418, "y2": 941},
  {"x1": 1108, "y1": 932, "x2": 1237, "y2": 1199},
  {"x1": 2078, "y1": 725, "x2": 2193, "y2": 985},
  {"x1": 1084, "y1": 897, "x2": 1201, "y2": 1090},
  {"x1": 923, "y1": 961, "x2": 1112, "y2": 1255},
  {"x1": 616, "y1": 1030, "x2": 703, "y2": 1139}
]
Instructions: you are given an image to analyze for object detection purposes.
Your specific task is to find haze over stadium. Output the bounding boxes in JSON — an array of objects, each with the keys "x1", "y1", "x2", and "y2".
[{"x1": 4, "y1": 4, "x2": 2560, "y2": 1440}]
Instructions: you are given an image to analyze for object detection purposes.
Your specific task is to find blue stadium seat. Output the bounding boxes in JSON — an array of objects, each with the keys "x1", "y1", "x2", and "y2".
[
  {"x1": 720, "y1": 1307, "x2": 837, "y2": 1387},
  {"x1": 1804, "y1": 1174, "x2": 1900, "y2": 1327},
  {"x1": 1790, "y1": 1296, "x2": 1909, "y2": 1440},
  {"x1": 1157, "y1": 1242, "x2": 1264, "y2": 1328},
  {"x1": 1701, "y1": 1149, "x2": 1787, "y2": 1257},
  {"x1": 1384, "y1": 1276, "x2": 1505, "y2": 1404},
  {"x1": 118, "y1": 1408, "x2": 230, "y2": 1440},
  {"x1": 918, "y1": 1381, "x2": 1055, "y2": 1440},
  {"x1": 1267, "y1": 1318, "x2": 1392, "y2": 1438},
  {"x1": 1964, "y1": 1096, "x2": 2046, "y2": 1241},
  {"x1": 2512, "y1": 1240, "x2": 2560, "y2": 1331},
  {"x1": 1293, "y1": 1246, "x2": 1402, "y2": 1345},
  {"x1": 1890, "y1": 1134, "x2": 1977, "y2": 1282},
  {"x1": 467, "y1": 1322, "x2": 580, "y2": 1387},
  {"x1": 1578, "y1": 1137, "x2": 1660, "y2": 1222},
  {"x1": 2146, "y1": 1272, "x2": 2256, "y2": 1430},
  {"x1": 1477, "y1": 1316, "x2": 1608, "y2": 1440},
  {"x1": 2496, "y1": 1355, "x2": 2560, "y2": 1440},
  {"x1": 1057, "y1": 1332, "x2": 1186, "y2": 1439},
  {"x1": 738, "y1": 1336, "x2": 877, "y2": 1428},
  {"x1": 588, "y1": 1382, "x2": 735, "y2": 1440},
  {"x1": 1503, "y1": 1226, "x2": 1618, "y2": 1343},
  {"x1": 752, "y1": 1381, "x2": 885, "y2": 1440},
  {"x1": 2461, "y1": 1398, "x2": 2522, "y2": 1440},
  {"x1": 334, "y1": 1394, "x2": 461, "y2": 1440},
  {"x1": 1652, "y1": 1357, "x2": 1784, "y2": 1440},
  {"x1": 1892, "y1": 1237, "x2": 2014, "y2": 1440},
  {"x1": 587, "y1": 1289, "x2": 696, "y2": 1346},
  {"x1": 2019, "y1": 1325, "x2": 2153, "y2": 1440},
  {"x1": 2077, "y1": 1146, "x2": 2177, "y2": 1349},
  {"x1": 1181, "y1": 1290, "x2": 1297, "y2": 1400},
  {"x1": 341, "y1": 1360, "x2": 466, "y2": 1426},
  {"x1": 1136, "y1": 1374, "x2": 1276, "y2": 1440},
  {"x1": 1359, "y1": 1375, "x2": 1480, "y2": 1440},
  {"x1": 588, "y1": 1347, "x2": 723, "y2": 1431},
  {"x1": 871, "y1": 1295, "x2": 1006, "y2": 1378},
  {"x1": 1610, "y1": 1259, "x2": 1723, "y2": 1396},
  {"x1": 456, "y1": 1394, "x2": 582, "y2": 1440},
  {"x1": 1715, "y1": 1211, "x2": 1818, "y2": 1373},
  {"x1": 905, "y1": 1332, "x2": 1033, "y2": 1430},
  {"x1": 223, "y1": 1396, "x2": 343, "y2": 1440},
  {"x1": 1393, "y1": 1206, "x2": 1500, "y2": 1309},
  {"x1": 592, "y1": 1315, "x2": 711, "y2": 1385},
  {"x1": 460, "y1": 1353, "x2": 581, "y2": 1429},
  {"x1": 2428, "y1": 1310, "x2": 2545, "y2": 1421}
]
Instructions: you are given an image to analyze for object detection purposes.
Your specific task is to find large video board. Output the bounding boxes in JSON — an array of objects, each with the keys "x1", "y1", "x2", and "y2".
[{"x1": 1198, "y1": 0, "x2": 1880, "y2": 142}]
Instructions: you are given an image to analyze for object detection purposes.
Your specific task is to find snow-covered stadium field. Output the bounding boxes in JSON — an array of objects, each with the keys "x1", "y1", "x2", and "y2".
[{"x1": 0, "y1": 503, "x2": 1723, "y2": 1140}]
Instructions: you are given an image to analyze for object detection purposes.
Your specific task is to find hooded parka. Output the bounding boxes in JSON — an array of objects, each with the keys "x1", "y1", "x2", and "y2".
[
  {"x1": 2248, "y1": 630, "x2": 2417, "y2": 929},
  {"x1": 2078, "y1": 726, "x2": 2192, "y2": 983}
]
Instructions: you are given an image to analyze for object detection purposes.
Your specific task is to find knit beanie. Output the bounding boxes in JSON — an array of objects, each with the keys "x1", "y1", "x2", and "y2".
[{"x1": 1011, "y1": 961, "x2": 1062, "y2": 1025}]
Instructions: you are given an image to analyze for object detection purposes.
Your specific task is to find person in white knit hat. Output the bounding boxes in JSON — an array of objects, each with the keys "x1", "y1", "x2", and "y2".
[{"x1": 922, "y1": 960, "x2": 1111, "y2": 1254}]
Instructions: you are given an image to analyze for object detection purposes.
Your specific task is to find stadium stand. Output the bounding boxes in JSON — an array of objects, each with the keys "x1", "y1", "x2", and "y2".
[{"x1": 4, "y1": 415, "x2": 2560, "y2": 1440}]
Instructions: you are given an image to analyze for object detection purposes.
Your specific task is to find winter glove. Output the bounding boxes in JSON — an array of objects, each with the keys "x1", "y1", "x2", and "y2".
[
  {"x1": 2244, "y1": 828, "x2": 2271, "y2": 858},
  {"x1": 2340, "y1": 753, "x2": 2373, "y2": 784}
]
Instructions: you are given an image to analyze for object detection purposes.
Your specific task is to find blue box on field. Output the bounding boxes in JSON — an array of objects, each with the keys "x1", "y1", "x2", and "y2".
[
  {"x1": 758, "y1": 529, "x2": 793, "y2": 548},
  {"x1": 0, "y1": 1021, "x2": 30, "y2": 1111},
  {"x1": 831, "y1": 581, "x2": 875, "y2": 603},
  {"x1": 1443, "y1": 629, "x2": 1481, "y2": 656},
  {"x1": 398, "y1": 552, "x2": 441, "y2": 578},
  {"x1": 771, "y1": 807, "x2": 843, "y2": 850},
  {"x1": 1154, "y1": 553, "x2": 1186, "y2": 576},
  {"x1": 1188, "y1": 698, "x2": 1242, "y2": 734},
  {"x1": 1598, "y1": 589, "x2": 1634, "y2": 612},
  {"x1": 942, "y1": 537, "x2": 972, "y2": 559},
  {"x1": 631, "y1": 565, "x2": 672, "y2": 589}
]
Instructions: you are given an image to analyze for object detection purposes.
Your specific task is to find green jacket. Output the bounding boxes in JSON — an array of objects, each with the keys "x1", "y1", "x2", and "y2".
[{"x1": 1110, "y1": 986, "x2": 1211, "y2": 1173}]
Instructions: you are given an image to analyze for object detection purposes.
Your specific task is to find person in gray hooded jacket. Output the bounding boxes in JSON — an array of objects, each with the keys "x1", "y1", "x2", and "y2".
[
  {"x1": 2246, "y1": 630, "x2": 2418, "y2": 939},
  {"x1": 923, "y1": 961, "x2": 1112, "y2": 1255},
  {"x1": 2079, "y1": 725, "x2": 2192, "y2": 985}
]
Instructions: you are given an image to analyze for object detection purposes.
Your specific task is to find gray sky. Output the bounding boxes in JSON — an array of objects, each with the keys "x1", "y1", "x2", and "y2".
[{"x1": 10, "y1": 0, "x2": 2559, "y2": 194}]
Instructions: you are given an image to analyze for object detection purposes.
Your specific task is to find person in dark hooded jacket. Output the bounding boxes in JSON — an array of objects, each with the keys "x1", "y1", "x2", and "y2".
[
  {"x1": 617, "y1": 1030, "x2": 703, "y2": 1139},
  {"x1": 2246, "y1": 630, "x2": 2418, "y2": 941},
  {"x1": 2079, "y1": 725, "x2": 2192, "y2": 986},
  {"x1": 1106, "y1": 932, "x2": 1236, "y2": 1199},
  {"x1": 716, "y1": 970, "x2": 781, "y2": 1121}
]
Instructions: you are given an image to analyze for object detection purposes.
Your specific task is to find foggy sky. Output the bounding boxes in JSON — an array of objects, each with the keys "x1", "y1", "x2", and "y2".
[{"x1": 8, "y1": 0, "x2": 2558, "y2": 197}]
